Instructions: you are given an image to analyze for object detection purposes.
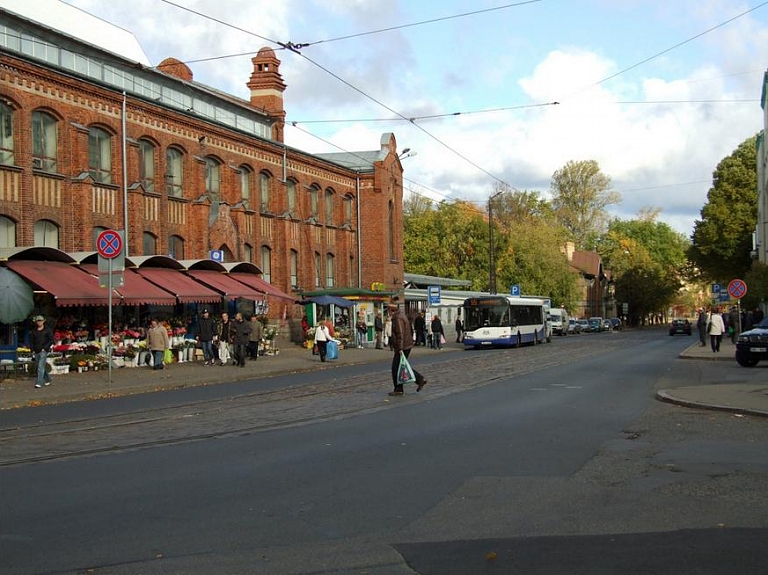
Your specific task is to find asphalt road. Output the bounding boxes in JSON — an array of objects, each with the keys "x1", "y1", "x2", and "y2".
[{"x1": 1, "y1": 329, "x2": 766, "y2": 574}]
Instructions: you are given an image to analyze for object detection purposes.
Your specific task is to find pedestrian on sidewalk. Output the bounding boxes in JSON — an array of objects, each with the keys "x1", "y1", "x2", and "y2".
[
  {"x1": 248, "y1": 315, "x2": 263, "y2": 360},
  {"x1": 384, "y1": 314, "x2": 393, "y2": 350},
  {"x1": 232, "y1": 312, "x2": 251, "y2": 367},
  {"x1": 355, "y1": 316, "x2": 367, "y2": 349},
  {"x1": 696, "y1": 308, "x2": 707, "y2": 347},
  {"x1": 30, "y1": 315, "x2": 53, "y2": 389},
  {"x1": 707, "y1": 307, "x2": 725, "y2": 353},
  {"x1": 388, "y1": 301, "x2": 427, "y2": 396},
  {"x1": 147, "y1": 318, "x2": 170, "y2": 370},
  {"x1": 414, "y1": 311, "x2": 427, "y2": 346},
  {"x1": 197, "y1": 309, "x2": 216, "y2": 365},
  {"x1": 374, "y1": 312, "x2": 384, "y2": 349},
  {"x1": 455, "y1": 315, "x2": 464, "y2": 343},
  {"x1": 431, "y1": 315, "x2": 444, "y2": 350},
  {"x1": 217, "y1": 312, "x2": 233, "y2": 366},
  {"x1": 314, "y1": 321, "x2": 331, "y2": 362}
]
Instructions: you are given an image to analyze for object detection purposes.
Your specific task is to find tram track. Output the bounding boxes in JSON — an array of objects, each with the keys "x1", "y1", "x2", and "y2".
[{"x1": 0, "y1": 335, "x2": 630, "y2": 467}]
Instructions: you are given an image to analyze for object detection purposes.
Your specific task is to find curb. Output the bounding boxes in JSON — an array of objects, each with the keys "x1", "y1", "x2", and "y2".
[{"x1": 655, "y1": 390, "x2": 768, "y2": 418}]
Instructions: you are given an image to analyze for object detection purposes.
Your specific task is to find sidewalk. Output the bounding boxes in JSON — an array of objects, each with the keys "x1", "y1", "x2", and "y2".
[
  {"x1": 0, "y1": 343, "x2": 441, "y2": 410},
  {"x1": 658, "y1": 340, "x2": 768, "y2": 417},
  {"x1": 2, "y1": 340, "x2": 767, "y2": 418}
]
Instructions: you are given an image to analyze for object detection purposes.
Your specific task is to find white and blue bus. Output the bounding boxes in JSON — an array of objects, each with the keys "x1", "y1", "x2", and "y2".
[{"x1": 462, "y1": 295, "x2": 550, "y2": 348}]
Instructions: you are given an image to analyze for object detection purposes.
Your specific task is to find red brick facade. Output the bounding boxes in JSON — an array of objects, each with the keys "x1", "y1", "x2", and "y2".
[{"x1": 0, "y1": 11, "x2": 405, "y2": 318}]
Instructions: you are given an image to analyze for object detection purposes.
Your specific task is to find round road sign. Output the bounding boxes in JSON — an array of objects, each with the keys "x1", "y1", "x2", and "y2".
[
  {"x1": 96, "y1": 229, "x2": 123, "y2": 259},
  {"x1": 727, "y1": 279, "x2": 747, "y2": 300}
]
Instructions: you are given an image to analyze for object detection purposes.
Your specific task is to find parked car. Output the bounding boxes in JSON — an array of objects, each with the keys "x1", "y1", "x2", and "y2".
[
  {"x1": 735, "y1": 316, "x2": 768, "y2": 367},
  {"x1": 588, "y1": 317, "x2": 604, "y2": 332},
  {"x1": 609, "y1": 318, "x2": 622, "y2": 331},
  {"x1": 603, "y1": 319, "x2": 613, "y2": 331},
  {"x1": 576, "y1": 319, "x2": 590, "y2": 333},
  {"x1": 567, "y1": 318, "x2": 581, "y2": 334},
  {"x1": 669, "y1": 319, "x2": 692, "y2": 336}
]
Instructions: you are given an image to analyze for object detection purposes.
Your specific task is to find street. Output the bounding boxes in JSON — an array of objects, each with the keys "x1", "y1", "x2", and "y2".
[{"x1": 1, "y1": 329, "x2": 767, "y2": 574}]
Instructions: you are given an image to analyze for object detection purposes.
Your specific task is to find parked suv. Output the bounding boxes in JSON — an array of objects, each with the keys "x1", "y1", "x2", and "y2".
[{"x1": 735, "y1": 316, "x2": 768, "y2": 367}]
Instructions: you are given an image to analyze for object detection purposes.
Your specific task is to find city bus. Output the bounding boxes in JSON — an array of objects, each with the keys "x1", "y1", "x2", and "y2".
[{"x1": 462, "y1": 295, "x2": 550, "y2": 348}]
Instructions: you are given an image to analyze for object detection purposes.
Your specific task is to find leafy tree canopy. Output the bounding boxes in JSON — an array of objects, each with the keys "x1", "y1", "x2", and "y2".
[{"x1": 689, "y1": 135, "x2": 758, "y2": 282}]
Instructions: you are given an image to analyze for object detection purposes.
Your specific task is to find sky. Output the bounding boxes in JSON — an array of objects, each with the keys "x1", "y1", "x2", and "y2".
[{"x1": 40, "y1": 0, "x2": 768, "y2": 237}]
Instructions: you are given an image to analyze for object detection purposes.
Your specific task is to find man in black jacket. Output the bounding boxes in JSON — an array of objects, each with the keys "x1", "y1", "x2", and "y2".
[
  {"x1": 197, "y1": 309, "x2": 216, "y2": 365},
  {"x1": 232, "y1": 312, "x2": 252, "y2": 367},
  {"x1": 30, "y1": 315, "x2": 54, "y2": 389}
]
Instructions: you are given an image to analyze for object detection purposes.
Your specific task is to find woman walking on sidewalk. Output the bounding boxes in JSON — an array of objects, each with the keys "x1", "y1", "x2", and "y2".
[
  {"x1": 30, "y1": 315, "x2": 53, "y2": 389},
  {"x1": 147, "y1": 318, "x2": 170, "y2": 370},
  {"x1": 707, "y1": 307, "x2": 725, "y2": 353}
]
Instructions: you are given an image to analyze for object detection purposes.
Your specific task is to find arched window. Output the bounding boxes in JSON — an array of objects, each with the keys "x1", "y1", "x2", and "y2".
[
  {"x1": 143, "y1": 231, "x2": 157, "y2": 255},
  {"x1": 314, "y1": 251, "x2": 321, "y2": 287},
  {"x1": 166, "y1": 147, "x2": 183, "y2": 197},
  {"x1": 325, "y1": 188, "x2": 335, "y2": 225},
  {"x1": 92, "y1": 226, "x2": 107, "y2": 249},
  {"x1": 325, "y1": 253, "x2": 335, "y2": 287},
  {"x1": 388, "y1": 200, "x2": 395, "y2": 261},
  {"x1": 88, "y1": 126, "x2": 112, "y2": 183},
  {"x1": 290, "y1": 250, "x2": 298, "y2": 288},
  {"x1": 205, "y1": 156, "x2": 220, "y2": 200},
  {"x1": 0, "y1": 103, "x2": 14, "y2": 165},
  {"x1": 343, "y1": 194, "x2": 354, "y2": 226},
  {"x1": 261, "y1": 245, "x2": 272, "y2": 283},
  {"x1": 0, "y1": 215, "x2": 17, "y2": 248},
  {"x1": 259, "y1": 171, "x2": 271, "y2": 213},
  {"x1": 286, "y1": 179, "x2": 297, "y2": 215},
  {"x1": 138, "y1": 139, "x2": 155, "y2": 192},
  {"x1": 169, "y1": 235, "x2": 185, "y2": 259},
  {"x1": 240, "y1": 165, "x2": 252, "y2": 205},
  {"x1": 309, "y1": 184, "x2": 319, "y2": 218},
  {"x1": 243, "y1": 243, "x2": 253, "y2": 263},
  {"x1": 34, "y1": 219, "x2": 59, "y2": 248},
  {"x1": 31, "y1": 110, "x2": 58, "y2": 172}
]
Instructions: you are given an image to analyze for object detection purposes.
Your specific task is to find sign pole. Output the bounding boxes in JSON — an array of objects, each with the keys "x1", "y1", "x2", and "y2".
[{"x1": 108, "y1": 256, "x2": 112, "y2": 387}]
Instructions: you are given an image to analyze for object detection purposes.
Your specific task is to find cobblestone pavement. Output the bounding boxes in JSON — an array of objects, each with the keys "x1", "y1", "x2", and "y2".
[{"x1": 1, "y1": 336, "x2": 617, "y2": 466}]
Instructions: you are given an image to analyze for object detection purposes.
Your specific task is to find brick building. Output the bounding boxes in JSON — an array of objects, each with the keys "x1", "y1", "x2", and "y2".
[{"x1": 0, "y1": 3, "x2": 406, "y2": 319}]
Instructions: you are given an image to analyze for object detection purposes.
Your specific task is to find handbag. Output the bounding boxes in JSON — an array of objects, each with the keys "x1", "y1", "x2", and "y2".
[
  {"x1": 440, "y1": 333, "x2": 446, "y2": 344},
  {"x1": 397, "y1": 351, "x2": 417, "y2": 385},
  {"x1": 163, "y1": 348, "x2": 173, "y2": 364}
]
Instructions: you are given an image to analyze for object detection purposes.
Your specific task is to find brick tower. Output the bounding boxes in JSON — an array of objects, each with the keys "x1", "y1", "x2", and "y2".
[{"x1": 247, "y1": 47, "x2": 287, "y2": 142}]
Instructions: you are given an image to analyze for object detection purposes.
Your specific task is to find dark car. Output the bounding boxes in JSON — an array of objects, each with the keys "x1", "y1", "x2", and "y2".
[
  {"x1": 669, "y1": 319, "x2": 692, "y2": 336},
  {"x1": 735, "y1": 316, "x2": 768, "y2": 367},
  {"x1": 609, "y1": 318, "x2": 622, "y2": 331}
]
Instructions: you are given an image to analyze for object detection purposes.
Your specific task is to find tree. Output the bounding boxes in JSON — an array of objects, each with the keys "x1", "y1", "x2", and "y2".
[
  {"x1": 689, "y1": 135, "x2": 758, "y2": 282},
  {"x1": 550, "y1": 160, "x2": 621, "y2": 250}
]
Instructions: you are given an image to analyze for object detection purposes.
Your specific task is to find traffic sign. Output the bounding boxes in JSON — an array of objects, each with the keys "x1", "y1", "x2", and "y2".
[
  {"x1": 510, "y1": 284, "x2": 520, "y2": 296},
  {"x1": 711, "y1": 283, "x2": 721, "y2": 294},
  {"x1": 210, "y1": 250, "x2": 224, "y2": 262},
  {"x1": 427, "y1": 285, "x2": 441, "y2": 305},
  {"x1": 97, "y1": 229, "x2": 123, "y2": 259},
  {"x1": 727, "y1": 279, "x2": 747, "y2": 300}
]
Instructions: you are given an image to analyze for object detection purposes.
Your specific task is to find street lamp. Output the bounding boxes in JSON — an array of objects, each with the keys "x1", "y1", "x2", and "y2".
[{"x1": 488, "y1": 190, "x2": 503, "y2": 294}]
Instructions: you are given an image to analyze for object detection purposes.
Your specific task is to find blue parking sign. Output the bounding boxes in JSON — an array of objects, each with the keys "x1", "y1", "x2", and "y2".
[{"x1": 510, "y1": 284, "x2": 520, "y2": 296}]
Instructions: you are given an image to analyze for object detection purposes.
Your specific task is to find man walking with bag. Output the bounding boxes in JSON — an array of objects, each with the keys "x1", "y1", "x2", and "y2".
[{"x1": 388, "y1": 300, "x2": 427, "y2": 396}]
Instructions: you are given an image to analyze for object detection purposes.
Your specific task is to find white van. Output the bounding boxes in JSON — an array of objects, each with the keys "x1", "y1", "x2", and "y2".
[{"x1": 548, "y1": 308, "x2": 570, "y2": 336}]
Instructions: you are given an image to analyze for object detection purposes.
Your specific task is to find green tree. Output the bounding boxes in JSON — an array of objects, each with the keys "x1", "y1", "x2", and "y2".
[
  {"x1": 689, "y1": 135, "x2": 758, "y2": 282},
  {"x1": 743, "y1": 262, "x2": 768, "y2": 310},
  {"x1": 550, "y1": 160, "x2": 621, "y2": 250}
]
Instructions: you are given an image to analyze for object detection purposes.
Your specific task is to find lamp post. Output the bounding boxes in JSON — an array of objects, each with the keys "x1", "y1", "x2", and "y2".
[{"x1": 488, "y1": 190, "x2": 503, "y2": 294}]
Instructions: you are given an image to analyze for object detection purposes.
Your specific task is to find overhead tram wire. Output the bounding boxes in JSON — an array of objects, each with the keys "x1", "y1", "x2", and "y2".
[{"x1": 560, "y1": 1, "x2": 768, "y2": 101}]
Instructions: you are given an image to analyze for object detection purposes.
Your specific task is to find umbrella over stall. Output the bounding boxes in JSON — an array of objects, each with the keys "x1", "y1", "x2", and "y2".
[{"x1": 0, "y1": 267, "x2": 35, "y2": 324}]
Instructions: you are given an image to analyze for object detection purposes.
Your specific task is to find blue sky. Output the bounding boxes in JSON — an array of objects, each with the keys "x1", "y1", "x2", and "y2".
[{"x1": 43, "y1": 1, "x2": 768, "y2": 236}]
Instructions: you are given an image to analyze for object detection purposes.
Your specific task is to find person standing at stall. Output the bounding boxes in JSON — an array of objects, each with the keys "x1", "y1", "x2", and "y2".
[
  {"x1": 31, "y1": 315, "x2": 54, "y2": 389},
  {"x1": 232, "y1": 312, "x2": 251, "y2": 367},
  {"x1": 248, "y1": 315, "x2": 263, "y2": 360},
  {"x1": 197, "y1": 309, "x2": 216, "y2": 365},
  {"x1": 217, "y1": 312, "x2": 233, "y2": 366},
  {"x1": 147, "y1": 318, "x2": 170, "y2": 370}
]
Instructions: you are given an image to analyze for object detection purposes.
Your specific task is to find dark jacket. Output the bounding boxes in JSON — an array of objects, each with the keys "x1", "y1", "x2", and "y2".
[
  {"x1": 232, "y1": 320, "x2": 252, "y2": 345},
  {"x1": 374, "y1": 316, "x2": 384, "y2": 332},
  {"x1": 197, "y1": 316, "x2": 216, "y2": 342},
  {"x1": 414, "y1": 314, "x2": 426, "y2": 333},
  {"x1": 391, "y1": 309, "x2": 414, "y2": 352},
  {"x1": 30, "y1": 326, "x2": 54, "y2": 353},
  {"x1": 219, "y1": 320, "x2": 232, "y2": 343},
  {"x1": 431, "y1": 317, "x2": 444, "y2": 335}
]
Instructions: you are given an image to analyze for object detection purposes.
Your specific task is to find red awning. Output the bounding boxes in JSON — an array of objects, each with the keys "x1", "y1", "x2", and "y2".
[
  {"x1": 186, "y1": 270, "x2": 265, "y2": 301},
  {"x1": 135, "y1": 268, "x2": 220, "y2": 304},
  {"x1": 6, "y1": 260, "x2": 111, "y2": 307},
  {"x1": 229, "y1": 273, "x2": 296, "y2": 302},
  {"x1": 79, "y1": 265, "x2": 177, "y2": 306}
]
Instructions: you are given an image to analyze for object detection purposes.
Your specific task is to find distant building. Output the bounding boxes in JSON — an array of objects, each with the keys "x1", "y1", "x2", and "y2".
[{"x1": 0, "y1": 1, "x2": 408, "y2": 318}]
